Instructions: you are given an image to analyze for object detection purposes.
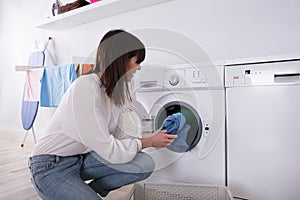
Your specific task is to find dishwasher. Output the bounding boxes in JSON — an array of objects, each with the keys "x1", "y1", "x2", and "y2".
[{"x1": 225, "y1": 59, "x2": 300, "y2": 200}]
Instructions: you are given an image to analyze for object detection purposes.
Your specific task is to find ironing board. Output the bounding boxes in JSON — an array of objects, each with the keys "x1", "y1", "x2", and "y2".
[{"x1": 21, "y1": 51, "x2": 45, "y2": 147}]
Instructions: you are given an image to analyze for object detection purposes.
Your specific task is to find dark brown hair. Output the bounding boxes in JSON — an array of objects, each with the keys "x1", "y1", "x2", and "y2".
[{"x1": 94, "y1": 29, "x2": 145, "y2": 106}]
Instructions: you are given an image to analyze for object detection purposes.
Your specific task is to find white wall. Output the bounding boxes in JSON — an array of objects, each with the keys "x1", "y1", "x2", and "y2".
[{"x1": 1, "y1": 0, "x2": 300, "y2": 135}]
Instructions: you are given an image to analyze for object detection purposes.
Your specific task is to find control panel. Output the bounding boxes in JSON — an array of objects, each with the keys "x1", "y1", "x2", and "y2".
[
  {"x1": 164, "y1": 68, "x2": 209, "y2": 88},
  {"x1": 135, "y1": 64, "x2": 224, "y2": 90},
  {"x1": 225, "y1": 60, "x2": 300, "y2": 87}
]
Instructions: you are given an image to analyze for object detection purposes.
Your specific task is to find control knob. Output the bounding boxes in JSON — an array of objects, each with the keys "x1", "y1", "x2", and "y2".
[{"x1": 168, "y1": 73, "x2": 180, "y2": 86}]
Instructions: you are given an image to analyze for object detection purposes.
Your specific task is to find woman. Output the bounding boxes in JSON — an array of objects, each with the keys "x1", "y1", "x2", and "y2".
[{"x1": 28, "y1": 29, "x2": 177, "y2": 200}]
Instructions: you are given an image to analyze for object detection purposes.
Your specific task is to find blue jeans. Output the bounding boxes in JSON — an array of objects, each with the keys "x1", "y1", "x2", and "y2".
[{"x1": 28, "y1": 152, "x2": 154, "y2": 200}]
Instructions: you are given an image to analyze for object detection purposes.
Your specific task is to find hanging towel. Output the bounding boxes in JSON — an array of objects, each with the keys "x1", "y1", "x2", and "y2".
[
  {"x1": 160, "y1": 112, "x2": 190, "y2": 152},
  {"x1": 40, "y1": 64, "x2": 77, "y2": 107},
  {"x1": 24, "y1": 69, "x2": 44, "y2": 101}
]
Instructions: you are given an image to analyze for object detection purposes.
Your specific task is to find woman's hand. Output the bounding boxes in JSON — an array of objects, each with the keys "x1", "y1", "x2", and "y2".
[{"x1": 140, "y1": 129, "x2": 177, "y2": 149}]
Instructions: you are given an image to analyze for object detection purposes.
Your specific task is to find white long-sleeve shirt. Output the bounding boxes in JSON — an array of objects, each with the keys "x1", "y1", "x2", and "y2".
[{"x1": 31, "y1": 73, "x2": 142, "y2": 164}]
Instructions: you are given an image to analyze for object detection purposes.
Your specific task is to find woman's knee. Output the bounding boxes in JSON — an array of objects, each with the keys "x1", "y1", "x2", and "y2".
[{"x1": 134, "y1": 152, "x2": 155, "y2": 173}]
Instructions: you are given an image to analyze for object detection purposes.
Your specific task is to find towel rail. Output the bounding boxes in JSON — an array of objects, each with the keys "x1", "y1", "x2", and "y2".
[{"x1": 15, "y1": 64, "x2": 94, "y2": 71}]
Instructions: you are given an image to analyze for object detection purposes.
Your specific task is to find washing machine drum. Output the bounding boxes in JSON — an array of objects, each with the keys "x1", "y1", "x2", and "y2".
[{"x1": 154, "y1": 101, "x2": 202, "y2": 152}]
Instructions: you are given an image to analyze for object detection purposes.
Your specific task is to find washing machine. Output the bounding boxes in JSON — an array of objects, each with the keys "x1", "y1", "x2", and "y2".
[{"x1": 123, "y1": 63, "x2": 226, "y2": 193}]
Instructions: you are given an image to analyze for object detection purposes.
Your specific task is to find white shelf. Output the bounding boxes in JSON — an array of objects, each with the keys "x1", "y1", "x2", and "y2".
[{"x1": 36, "y1": 0, "x2": 173, "y2": 31}]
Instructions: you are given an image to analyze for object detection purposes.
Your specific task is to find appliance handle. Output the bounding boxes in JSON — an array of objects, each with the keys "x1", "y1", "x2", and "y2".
[
  {"x1": 274, "y1": 73, "x2": 300, "y2": 83},
  {"x1": 140, "y1": 81, "x2": 158, "y2": 88}
]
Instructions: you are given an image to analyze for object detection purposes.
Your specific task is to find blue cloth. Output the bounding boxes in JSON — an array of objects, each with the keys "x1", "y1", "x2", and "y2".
[
  {"x1": 160, "y1": 113, "x2": 190, "y2": 152},
  {"x1": 168, "y1": 124, "x2": 190, "y2": 152},
  {"x1": 40, "y1": 64, "x2": 77, "y2": 107},
  {"x1": 160, "y1": 113, "x2": 186, "y2": 135}
]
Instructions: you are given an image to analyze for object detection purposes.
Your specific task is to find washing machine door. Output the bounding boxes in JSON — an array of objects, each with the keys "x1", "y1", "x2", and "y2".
[
  {"x1": 126, "y1": 91, "x2": 204, "y2": 170},
  {"x1": 149, "y1": 92, "x2": 203, "y2": 153},
  {"x1": 139, "y1": 92, "x2": 205, "y2": 170}
]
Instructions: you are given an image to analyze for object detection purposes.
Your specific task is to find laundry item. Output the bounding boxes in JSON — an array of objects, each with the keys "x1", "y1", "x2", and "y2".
[
  {"x1": 24, "y1": 69, "x2": 44, "y2": 101},
  {"x1": 160, "y1": 112, "x2": 190, "y2": 152},
  {"x1": 160, "y1": 112, "x2": 186, "y2": 134},
  {"x1": 40, "y1": 64, "x2": 77, "y2": 107}
]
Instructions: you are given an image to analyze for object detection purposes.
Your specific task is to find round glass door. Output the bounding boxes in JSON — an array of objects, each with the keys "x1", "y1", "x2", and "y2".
[{"x1": 154, "y1": 101, "x2": 202, "y2": 152}]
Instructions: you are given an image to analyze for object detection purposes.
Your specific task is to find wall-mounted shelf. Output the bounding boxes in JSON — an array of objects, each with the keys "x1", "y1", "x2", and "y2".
[{"x1": 36, "y1": 0, "x2": 173, "y2": 31}]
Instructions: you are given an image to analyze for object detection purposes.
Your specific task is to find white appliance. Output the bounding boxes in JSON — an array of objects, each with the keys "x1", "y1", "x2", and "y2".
[
  {"x1": 225, "y1": 59, "x2": 300, "y2": 200},
  {"x1": 126, "y1": 63, "x2": 226, "y2": 198}
]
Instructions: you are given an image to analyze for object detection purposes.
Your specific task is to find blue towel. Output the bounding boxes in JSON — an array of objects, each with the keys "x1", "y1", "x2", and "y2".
[
  {"x1": 160, "y1": 113, "x2": 190, "y2": 152},
  {"x1": 40, "y1": 64, "x2": 77, "y2": 107},
  {"x1": 160, "y1": 113, "x2": 186, "y2": 134},
  {"x1": 168, "y1": 124, "x2": 190, "y2": 152}
]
